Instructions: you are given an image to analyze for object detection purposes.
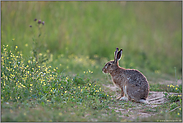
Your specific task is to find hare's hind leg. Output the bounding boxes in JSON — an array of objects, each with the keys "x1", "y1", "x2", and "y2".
[
  {"x1": 139, "y1": 99, "x2": 149, "y2": 104},
  {"x1": 133, "y1": 98, "x2": 149, "y2": 104}
]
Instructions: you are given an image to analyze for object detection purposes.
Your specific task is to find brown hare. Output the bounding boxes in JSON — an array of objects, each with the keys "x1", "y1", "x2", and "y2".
[{"x1": 102, "y1": 48, "x2": 149, "y2": 103}]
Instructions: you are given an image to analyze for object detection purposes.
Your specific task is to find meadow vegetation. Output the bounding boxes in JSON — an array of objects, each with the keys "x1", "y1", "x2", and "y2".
[{"x1": 1, "y1": 1, "x2": 182, "y2": 122}]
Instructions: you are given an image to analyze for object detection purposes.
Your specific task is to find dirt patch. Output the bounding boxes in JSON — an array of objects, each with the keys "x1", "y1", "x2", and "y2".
[{"x1": 103, "y1": 84, "x2": 181, "y2": 121}]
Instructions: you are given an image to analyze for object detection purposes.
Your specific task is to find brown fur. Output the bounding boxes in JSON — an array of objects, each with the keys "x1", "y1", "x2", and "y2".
[{"x1": 102, "y1": 48, "x2": 149, "y2": 103}]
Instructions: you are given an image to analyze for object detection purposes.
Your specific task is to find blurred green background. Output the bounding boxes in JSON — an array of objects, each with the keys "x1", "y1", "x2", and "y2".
[{"x1": 1, "y1": 1, "x2": 182, "y2": 77}]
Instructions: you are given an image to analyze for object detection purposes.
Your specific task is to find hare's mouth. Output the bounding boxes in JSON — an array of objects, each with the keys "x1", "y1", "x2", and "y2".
[{"x1": 102, "y1": 70, "x2": 107, "y2": 74}]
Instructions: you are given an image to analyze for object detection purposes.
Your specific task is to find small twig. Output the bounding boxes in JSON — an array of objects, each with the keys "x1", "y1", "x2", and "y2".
[{"x1": 168, "y1": 106, "x2": 180, "y2": 113}]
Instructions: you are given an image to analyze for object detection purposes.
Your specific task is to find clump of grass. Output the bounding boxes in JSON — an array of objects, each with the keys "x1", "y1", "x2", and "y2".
[
  {"x1": 1, "y1": 44, "x2": 58, "y2": 103},
  {"x1": 167, "y1": 84, "x2": 182, "y2": 94},
  {"x1": 164, "y1": 84, "x2": 182, "y2": 106},
  {"x1": 149, "y1": 83, "x2": 168, "y2": 92}
]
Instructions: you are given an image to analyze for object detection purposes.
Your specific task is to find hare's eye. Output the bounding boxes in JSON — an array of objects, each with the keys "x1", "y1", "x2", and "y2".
[{"x1": 108, "y1": 63, "x2": 111, "y2": 66}]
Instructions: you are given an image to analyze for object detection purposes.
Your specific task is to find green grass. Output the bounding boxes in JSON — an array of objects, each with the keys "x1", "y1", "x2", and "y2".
[
  {"x1": 1, "y1": 1, "x2": 182, "y2": 122},
  {"x1": 1, "y1": 1, "x2": 182, "y2": 76},
  {"x1": 1, "y1": 44, "x2": 182, "y2": 122}
]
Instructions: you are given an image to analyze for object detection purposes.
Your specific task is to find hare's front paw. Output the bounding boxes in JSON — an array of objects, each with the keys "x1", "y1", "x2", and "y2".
[
  {"x1": 119, "y1": 96, "x2": 128, "y2": 101},
  {"x1": 116, "y1": 96, "x2": 122, "y2": 100}
]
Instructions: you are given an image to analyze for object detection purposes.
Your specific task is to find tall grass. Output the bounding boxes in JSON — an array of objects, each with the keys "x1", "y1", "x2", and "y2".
[{"x1": 1, "y1": 1, "x2": 182, "y2": 76}]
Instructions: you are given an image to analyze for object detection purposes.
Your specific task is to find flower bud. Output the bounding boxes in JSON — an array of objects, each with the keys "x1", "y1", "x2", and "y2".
[{"x1": 38, "y1": 20, "x2": 41, "y2": 24}]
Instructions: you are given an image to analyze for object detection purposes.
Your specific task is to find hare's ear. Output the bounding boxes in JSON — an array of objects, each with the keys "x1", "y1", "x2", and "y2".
[
  {"x1": 114, "y1": 48, "x2": 119, "y2": 63},
  {"x1": 116, "y1": 49, "x2": 123, "y2": 61}
]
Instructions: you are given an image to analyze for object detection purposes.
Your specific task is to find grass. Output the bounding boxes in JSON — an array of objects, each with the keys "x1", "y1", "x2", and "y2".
[
  {"x1": 1, "y1": 44, "x2": 182, "y2": 122},
  {"x1": 1, "y1": 1, "x2": 182, "y2": 122},
  {"x1": 1, "y1": 1, "x2": 182, "y2": 76}
]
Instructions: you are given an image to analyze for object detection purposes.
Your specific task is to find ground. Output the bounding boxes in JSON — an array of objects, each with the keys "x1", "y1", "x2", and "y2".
[{"x1": 103, "y1": 79, "x2": 182, "y2": 121}]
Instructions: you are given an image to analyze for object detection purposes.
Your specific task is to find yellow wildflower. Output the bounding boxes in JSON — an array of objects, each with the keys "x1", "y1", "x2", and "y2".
[
  {"x1": 39, "y1": 53, "x2": 42, "y2": 56},
  {"x1": 28, "y1": 60, "x2": 31, "y2": 64}
]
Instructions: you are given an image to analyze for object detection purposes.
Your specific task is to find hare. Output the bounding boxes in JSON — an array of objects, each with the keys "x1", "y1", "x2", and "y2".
[{"x1": 102, "y1": 48, "x2": 149, "y2": 103}]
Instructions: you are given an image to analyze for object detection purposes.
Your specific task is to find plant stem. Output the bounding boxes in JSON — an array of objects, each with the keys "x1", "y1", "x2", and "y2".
[{"x1": 174, "y1": 67, "x2": 177, "y2": 85}]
